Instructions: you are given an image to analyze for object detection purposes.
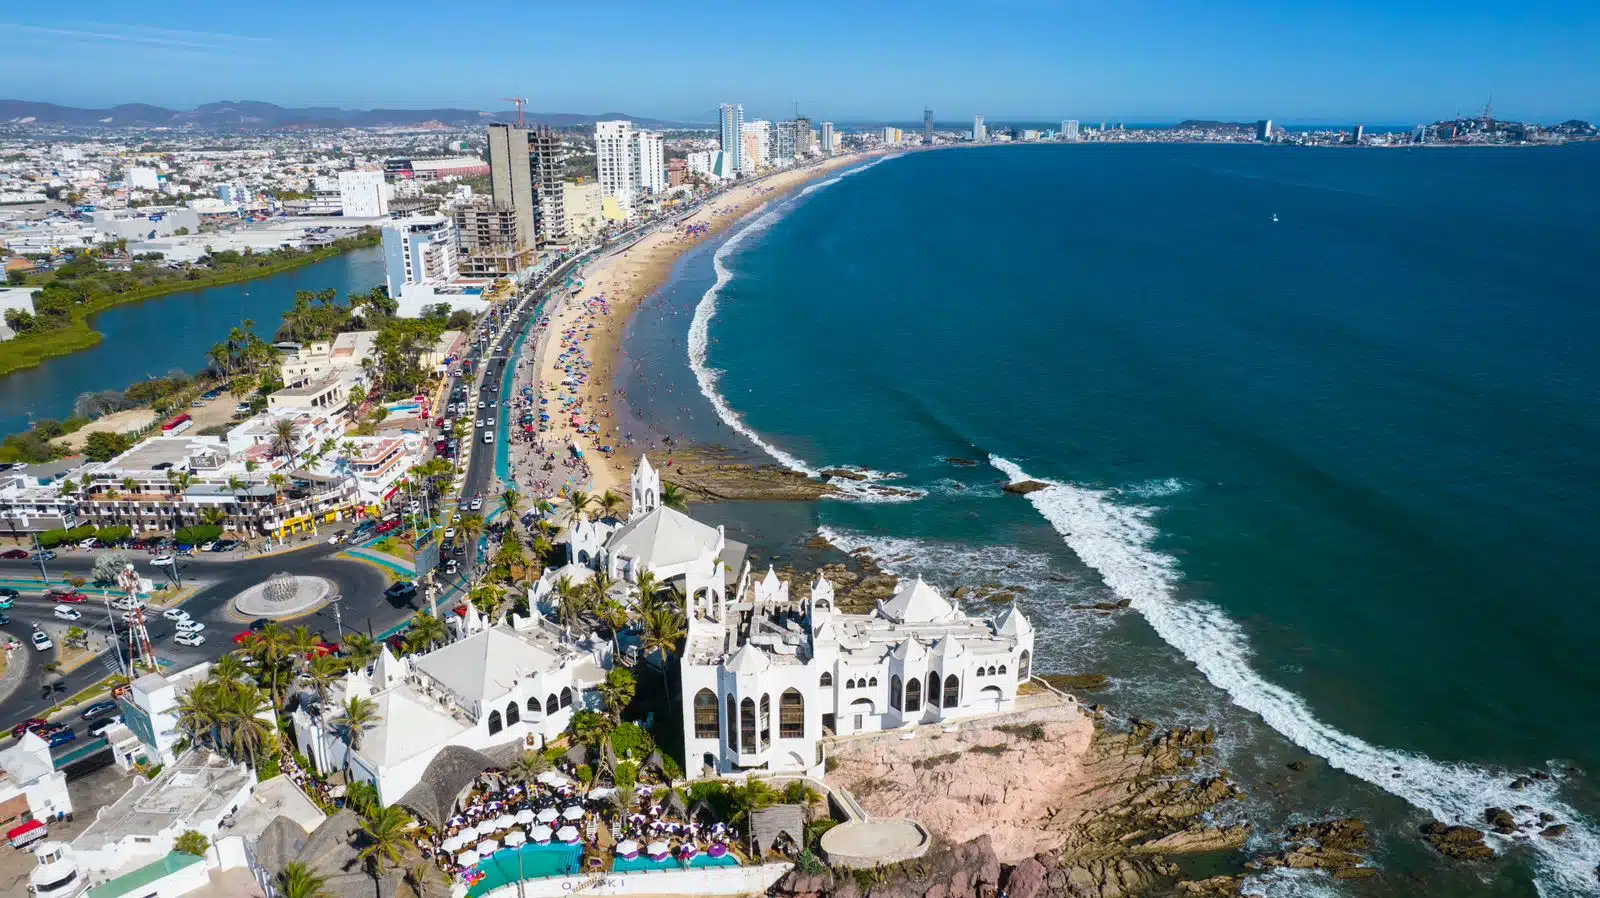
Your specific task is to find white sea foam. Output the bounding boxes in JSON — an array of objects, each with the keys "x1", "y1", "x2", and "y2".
[
  {"x1": 1120, "y1": 477, "x2": 1189, "y2": 499},
  {"x1": 990, "y1": 456, "x2": 1600, "y2": 897},
  {"x1": 686, "y1": 157, "x2": 920, "y2": 503}
]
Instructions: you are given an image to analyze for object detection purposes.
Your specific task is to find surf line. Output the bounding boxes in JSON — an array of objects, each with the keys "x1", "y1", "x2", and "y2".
[
  {"x1": 686, "y1": 157, "x2": 918, "y2": 503},
  {"x1": 989, "y1": 455, "x2": 1600, "y2": 897}
]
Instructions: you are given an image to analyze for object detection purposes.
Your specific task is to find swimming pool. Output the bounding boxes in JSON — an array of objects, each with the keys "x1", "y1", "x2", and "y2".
[
  {"x1": 467, "y1": 843, "x2": 584, "y2": 897},
  {"x1": 611, "y1": 853, "x2": 741, "y2": 873}
]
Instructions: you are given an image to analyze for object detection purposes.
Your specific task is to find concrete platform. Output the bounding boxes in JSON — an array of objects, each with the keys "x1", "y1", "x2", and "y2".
[{"x1": 819, "y1": 817, "x2": 929, "y2": 869}]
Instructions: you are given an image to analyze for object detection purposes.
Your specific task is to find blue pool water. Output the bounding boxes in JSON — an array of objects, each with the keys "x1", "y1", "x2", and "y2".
[
  {"x1": 613, "y1": 853, "x2": 741, "y2": 872},
  {"x1": 466, "y1": 842, "x2": 584, "y2": 897}
]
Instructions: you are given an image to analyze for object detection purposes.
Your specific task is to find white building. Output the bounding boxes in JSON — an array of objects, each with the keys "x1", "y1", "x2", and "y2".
[
  {"x1": 71, "y1": 749, "x2": 255, "y2": 875},
  {"x1": 595, "y1": 120, "x2": 638, "y2": 218},
  {"x1": 380, "y1": 215, "x2": 482, "y2": 317},
  {"x1": 125, "y1": 166, "x2": 160, "y2": 191},
  {"x1": 90, "y1": 207, "x2": 200, "y2": 242},
  {"x1": 636, "y1": 129, "x2": 666, "y2": 199},
  {"x1": 1063, "y1": 120, "x2": 1081, "y2": 142},
  {"x1": 686, "y1": 150, "x2": 720, "y2": 180},
  {"x1": 292, "y1": 621, "x2": 609, "y2": 806},
  {"x1": 0, "y1": 732, "x2": 72, "y2": 833},
  {"x1": 337, "y1": 169, "x2": 388, "y2": 218},
  {"x1": 821, "y1": 122, "x2": 835, "y2": 157},
  {"x1": 973, "y1": 115, "x2": 987, "y2": 142},
  {"x1": 740, "y1": 121, "x2": 770, "y2": 174},
  {"x1": 719, "y1": 103, "x2": 745, "y2": 178}
]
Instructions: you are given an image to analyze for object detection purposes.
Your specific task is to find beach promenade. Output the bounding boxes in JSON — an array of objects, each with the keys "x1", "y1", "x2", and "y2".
[{"x1": 507, "y1": 153, "x2": 877, "y2": 510}]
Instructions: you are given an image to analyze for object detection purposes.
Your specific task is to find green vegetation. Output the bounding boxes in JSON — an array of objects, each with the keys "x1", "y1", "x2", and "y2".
[
  {"x1": 272, "y1": 286, "x2": 459, "y2": 402},
  {"x1": 0, "y1": 230, "x2": 379, "y2": 378},
  {"x1": 173, "y1": 830, "x2": 210, "y2": 857},
  {"x1": 174, "y1": 523, "x2": 223, "y2": 545}
]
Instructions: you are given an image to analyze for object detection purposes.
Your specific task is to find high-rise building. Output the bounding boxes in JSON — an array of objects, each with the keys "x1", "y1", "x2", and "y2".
[
  {"x1": 820, "y1": 122, "x2": 835, "y2": 157},
  {"x1": 453, "y1": 202, "x2": 529, "y2": 277},
  {"x1": 1256, "y1": 119, "x2": 1274, "y2": 142},
  {"x1": 596, "y1": 120, "x2": 638, "y2": 216},
  {"x1": 1352, "y1": 123, "x2": 1366, "y2": 144},
  {"x1": 973, "y1": 115, "x2": 986, "y2": 142},
  {"x1": 719, "y1": 103, "x2": 745, "y2": 177},
  {"x1": 1062, "y1": 120, "x2": 1081, "y2": 142},
  {"x1": 924, "y1": 107, "x2": 934, "y2": 144},
  {"x1": 771, "y1": 120, "x2": 799, "y2": 165},
  {"x1": 487, "y1": 124, "x2": 535, "y2": 255},
  {"x1": 337, "y1": 170, "x2": 388, "y2": 218},
  {"x1": 636, "y1": 129, "x2": 666, "y2": 198},
  {"x1": 882, "y1": 126, "x2": 904, "y2": 145},
  {"x1": 794, "y1": 117, "x2": 815, "y2": 156},
  {"x1": 740, "y1": 121, "x2": 770, "y2": 174},
  {"x1": 383, "y1": 215, "x2": 458, "y2": 297},
  {"x1": 529, "y1": 125, "x2": 568, "y2": 246},
  {"x1": 1411, "y1": 124, "x2": 1427, "y2": 144}
]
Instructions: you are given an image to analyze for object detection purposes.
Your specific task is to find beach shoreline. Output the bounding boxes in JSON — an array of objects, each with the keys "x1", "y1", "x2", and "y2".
[{"x1": 516, "y1": 152, "x2": 881, "y2": 506}]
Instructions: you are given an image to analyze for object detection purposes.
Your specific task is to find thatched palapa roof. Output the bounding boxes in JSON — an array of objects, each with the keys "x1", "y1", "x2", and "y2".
[
  {"x1": 750, "y1": 804, "x2": 805, "y2": 853},
  {"x1": 396, "y1": 745, "x2": 502, "y2": 829}
]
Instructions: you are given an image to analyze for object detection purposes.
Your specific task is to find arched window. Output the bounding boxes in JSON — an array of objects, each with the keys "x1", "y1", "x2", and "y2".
[
  {"x1": 560, "y1": 686, "x2": 573, "y2": 708},
  {"x1": 868, "y1": 676, "x2": 878, "y2": 687},
  {"x1": 727, "y1": 694, "x2": 738, "y2": 751},
  {"x1": 693, "y1": 689, "x2": 719, "y2": 740},
  {"x1": 739, "y1": 698, "x2": 757, "y2": 754},
  {"x1": 759, "y1": 694, "x2": 772, "y2": 749},
  {"x1": 845, "y1": 678, "x2": 856, "y2": 689},
  {"x1": 929, "y1": 672, "x2": 941, "y2": 707},
  {"x1": 905, "y1": 677, "x2": 922, "y2": 712},
  {"x1": 988, "y1": 665, "x2": 997, "y2": 676},
  {"x1": 546, "y1": 694, "x2": 559, "y2": 715},
  {"x1": 1018, "y1": 650, "x2": 1031, "y2": 681},
  {"x1": 889, "y1": 675, "x2": 902, "y2": 711},
  {"x1": 998, "y1": 664, "x2": 1007, "y2": 675},
  {"x1": 506, "y1": 701, "x2": 521, "y2": 726},
  {"x1": 528, "y1": 696, "x2": 540, "y2": 717},
  {"x1": 944, "y1": 674, "x2": 960, "y2": 708},
  {"x1": 487, "y1": 710, "x2": 503, "y2": 735},
  {"x1": 819, "y1": 671, "x2": 833, "y2": 688},
  {"x1": 780, "y1": 689, "x2": 804, "y2": 739}
]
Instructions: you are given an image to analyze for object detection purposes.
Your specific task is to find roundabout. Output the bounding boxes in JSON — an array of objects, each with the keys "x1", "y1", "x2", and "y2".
[{"x1": 232, "y1": 571, "x2": 336, "y2": 620}]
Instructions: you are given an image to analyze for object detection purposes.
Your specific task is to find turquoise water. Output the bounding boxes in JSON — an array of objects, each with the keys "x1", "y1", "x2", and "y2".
[
  {"x1": 620, "y1": 145, "x2": 1600, "y2": 897},
  {"x1": 466, "y1": 842, "x2": 584, "y2": 896},
  {"x1": 0, "y1": 245, "x2": 385, "y2": 435},
  {"x1": 613, "y1": 853, "x2": 740, "y2": 872}
]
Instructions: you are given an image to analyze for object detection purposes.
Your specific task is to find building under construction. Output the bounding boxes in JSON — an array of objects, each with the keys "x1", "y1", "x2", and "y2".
[
  {"x1": 453, "y1": 201, "x2": 532, "y2": 277},
  {"x1": 486, "y1": 121, "x2": 569, "y2": 263}
]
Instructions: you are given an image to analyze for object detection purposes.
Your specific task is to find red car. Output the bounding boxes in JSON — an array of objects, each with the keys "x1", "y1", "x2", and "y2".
[
  {"x1": 374, "y1": 519, "x2": 401, "y2": 536},
  {"x1": 0, "y1": 549, "x2": 29, "y2": 559},
  {"x1": 53, "y1": 592, "x2": 88, "y2": 604},
  {"x1": 10, "y1": 717, "x2": 47, "y2": 738}
]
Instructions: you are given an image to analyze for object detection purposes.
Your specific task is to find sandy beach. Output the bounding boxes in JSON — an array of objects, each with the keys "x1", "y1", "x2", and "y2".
[{"x1": 510, "y1": 153, "x2": 879, "y2": 507}]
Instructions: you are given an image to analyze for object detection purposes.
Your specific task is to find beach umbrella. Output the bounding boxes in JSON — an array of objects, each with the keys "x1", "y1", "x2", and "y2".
[
  {"x1": 562, "y1": 806, "x2": 585, "y2": 821},
  {"x1": 457, "y1": 823, "x2": 480, "y2": 840},
  {"x1": 505, "y1": 830, "x2": 527, "y2": 847},
  {"x1": 538, "y1": 770, "x2": 571, "y2": 786},
  {"x1": 537, "y1": 807, "x2": 560, "y2": 823},
  {"x1": 647, "y1": 841, "x2": 670, "y2": 859},
  {"x1": 615, "y1": 839, "x2": 640, "y2": 857},
  {"x1": 587, "y1": 787, "x2": 615, "y2": 800},
  {"x1": 515, "y1": 809, "x2": 535, "y2": 825},
  {"x1": 494, "y1": 814, "x2": 517, "y2": 830},
  {"x1": 477, "y1": 838, "x2": 500, "y2": 854},
  {"x1": 441, "y1": 834, "x2": 466, "y2": 852},
  {"x1": 557, "y1": 825, "x2": 580, "y2": 843},
  {"x1": 456, "y1": 849, "x2": 481, "y2": 866},
  {"x1": 531, "y1": 824, "x2": 553, "y2": 843}
]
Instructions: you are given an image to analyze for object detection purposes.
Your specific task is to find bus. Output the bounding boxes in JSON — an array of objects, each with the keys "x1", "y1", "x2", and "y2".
[{"x1": 161, "y1": 413, "x2": 193, "y2": 435}]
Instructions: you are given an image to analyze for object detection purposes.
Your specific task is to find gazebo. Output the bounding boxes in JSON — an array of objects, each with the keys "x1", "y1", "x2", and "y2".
[
  {"x1": 396, "y1": 745, "x2": 505, "y2": 830},
  {"x1": 749, "y1": 804, "x2": 806, "y2": 857}
]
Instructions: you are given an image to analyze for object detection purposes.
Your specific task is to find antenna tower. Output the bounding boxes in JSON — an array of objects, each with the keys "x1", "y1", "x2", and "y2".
[{"x1": 117, "y1": 564, "x2": 158, "y2": 674}]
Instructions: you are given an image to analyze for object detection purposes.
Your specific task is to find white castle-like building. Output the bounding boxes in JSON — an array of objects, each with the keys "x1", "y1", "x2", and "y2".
[{"x1": 542, "y1": 457, "x2": 1037, "y2": 778}]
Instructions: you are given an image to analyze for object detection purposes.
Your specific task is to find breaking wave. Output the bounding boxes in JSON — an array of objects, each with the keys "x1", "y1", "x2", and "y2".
[
  {"x1": 989, "y1": 456, "x2": 1600, "y2": 897},
  {"x1": 686, "y1": 157, "x2": 919, "y2": 503}
]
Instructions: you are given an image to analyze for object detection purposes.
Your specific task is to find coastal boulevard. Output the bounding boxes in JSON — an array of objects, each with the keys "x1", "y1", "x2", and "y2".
[
  {"x1": 0, "y1": 244, "x2": 385, "y2": 437},
  {"x1": 0, "y1": 541, "x2": 414, "y2": 745}
]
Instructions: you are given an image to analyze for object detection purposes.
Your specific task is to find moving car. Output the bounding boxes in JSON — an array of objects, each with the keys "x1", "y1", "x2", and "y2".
[
  {"x1": 163, "y1": 608, "x2": 191, "y2": 622},
  {"x1": 40, "y1": 725, "x2": 75, "y2": 747},
  {"x1": 174, "y1": 631, "x2": 206, "y2": 647},
  {"x1": 53, "y1": 591, "x2": 88, "y2": 604},
  {"x1": 383, "y1": 581, "x2": 418, "y2": 601},
  {"x1": 374, "y1": 519, "x2": 401, "y2": 536},
  {"x1": 470, "y1": 498, "x2": 483, "y2": 510},
  {"x1": 0, "y1": 588, "x2": 17, "y2": 598},
  {"x1": 53, "y1": 606, "x2": 82, "y2": 621},
  {"x1": 0, "y1": 549, "x2": 29, "y2": 559},
  {"x1": 81, "y1": 700, "x2": 118, "y2": 720},
  {"x1": 30, "y1": 630, "x2": 52, "y2": 650},
  {"x1": 0, "y1": 597, "x2": 12, "y2": 611},
  {"x1": 482, "y1": 430, "x2": 494, "y2": 444},
  {"x1": 33, "y1": 550, "x2": 56, "y2": 561},
  {"x1": 175, "y1": 619, "x2": 205, "y2": 633},
  {"x1": 151, "y1": 554, "x2": 175, "y2": 566},
  {"x1": 444, "y1": 528, "x2": 457, "y2": 541}
]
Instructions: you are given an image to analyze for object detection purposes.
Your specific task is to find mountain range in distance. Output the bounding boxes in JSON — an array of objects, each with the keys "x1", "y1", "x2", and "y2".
[{"x1": 0, "y1": 99, "x2": 700, "y2": 130}]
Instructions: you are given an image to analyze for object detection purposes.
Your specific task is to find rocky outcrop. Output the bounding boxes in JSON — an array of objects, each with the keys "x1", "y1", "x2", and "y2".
[
  {"x1": 821, "y1": 469, "x2": 869, "y2": 481},
  {"x1": 946, "y1": 458, "x2": 979, "y2": 467},
  {"x1": 1174, "y1": 876, "x2": 1245, "y2": 897},
  {"x1": 659, "y1": 446, "x2": 841, "y2": 502},
  {"x1": 1248, "y1": 818, "x2": 1375, "y2": 880},
  {"x1": 1040, "y1": 674, "x2": 1110, "y2": 692},
  {"x1": 1419, "y1": 821, "x2": 1495, "y2": 860},
  {"x1": 1003, "y1": 480, "x2": 1049, "y2": 495},
  {"x1": 1071, "y1": 599, "x2": 1130, "y2": 612}
]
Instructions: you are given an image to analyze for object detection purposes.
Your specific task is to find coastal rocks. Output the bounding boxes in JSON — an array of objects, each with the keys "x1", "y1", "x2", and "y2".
[
  {"x1": 1285, "y1": 760, "x2": 1309, "y2": 772},
  {"x1": 1484, "y1": 807, "x2": 1518, "y2": 834},
  {"x1": 1249, "y1": 818, "x2": 1375, "y2": 881},
  {"x1": 1040, "y1": 673, "x2": 1110, "y2": 691},
  {"x1": 946, "y1": 457, "x2": 979, "y2": 467},
  {"x1": 1541, "y1": 824, "x2": 1569, "y2": 838},
  {"x1": 1419, "y1": 821, "x2": 1495, "y2": 860},
  {"x1": 1071, "y1": 599, "x2": 1131, "y2": 612},
  {"x1": 1002, "y1": 480, "x2": 1049, "y2": 495},
  {"x1": 820, "y1": 469, "x2": 869, "y2": 481},
  {"x1": 1174, "y1": 875, "x2": 1244, "y2": 897},
  {"x1": 659, "y1": 446, "x2": 841, "y2": 502}
]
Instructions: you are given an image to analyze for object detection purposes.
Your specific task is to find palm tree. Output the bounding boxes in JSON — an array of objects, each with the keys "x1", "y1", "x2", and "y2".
[
  {"x1": 336, "y1": 695, "x2": 380, "y2": 779},
  {"x1": 247, "y1": 623, "x2": 292, "y2": 707},
  {"x1": 565, "y1": 489, "x2": 592, "y2": 522},
  {"x1": 468, "y1": 583, "x2": 502, "y2": 618},
  {"x1": 634, "y1": 570, "x2": 662, "y2": 609},
  {"x1": 210, "y1": 653, "x2": 250, "y2": 684},
  {"x1": 357, "y1": 805, "x2": 413, "y2": 884},
  {"x1": 597, "y1": 489, "x2": 623, "y2": 520},
  {"x1": 120, "y1": 476, "x2": 138, "y2": 495},
  {"x1": 342, "y1": 633, "x2": 380, "y2": 669},
  {"x1": 277, "y1": 862, "x2": 330, "y2": 898},
  {"x1": 661, "y1": 482, "x2": 689, "y2": 512},
  {"x1": 598, "y1": 667, "x2": 636, "y2": 722},
  {"x1": 272, "y1": 418, "x2": 300, "y2": 463},
  {"x1": 501, "y1": 488, "x2": 523, "y2": 521},
  {"x1": 174, "y1": 684, "x2": 223, "y2": 751},
  {"x1": 403, "y1": 611, "x2": 447, "y2": 653},
  {"x1": 641, "y1": 604, "x2": 686, "y2": 712},
  {"x1": 595, "y1": 598, "x2": 630, "y2": 659},
  {"x1": 303, "y1": 653, "x2": 344, "y2": 710},
  {"x1": 507, "y1": 750, "x2": 550, "y2": 789},
  {"x1": 224, "y1": 687, "x2": 275, "y2": 769},
  {"x1": 554, "y1": 575, "x2": 585, "y2": 629},
  {"x1": 267, "y1": 472, "x2": 289, "y2": 497}
]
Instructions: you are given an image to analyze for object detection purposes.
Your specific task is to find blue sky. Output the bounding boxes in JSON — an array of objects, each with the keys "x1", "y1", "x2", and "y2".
[{"x1": 2, "y1": 1, "x2": 1596, "y2": 124}]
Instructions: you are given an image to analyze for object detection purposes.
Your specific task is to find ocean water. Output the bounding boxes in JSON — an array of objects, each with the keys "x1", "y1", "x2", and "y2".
[{"x1": 618, "y1": 144, "x2": 1600, "y2": 897}]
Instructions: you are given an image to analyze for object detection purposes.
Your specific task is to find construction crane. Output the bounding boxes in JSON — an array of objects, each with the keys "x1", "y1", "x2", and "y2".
[{"x1": 501, "y1": 97, "x2": 528, "y2": 127}]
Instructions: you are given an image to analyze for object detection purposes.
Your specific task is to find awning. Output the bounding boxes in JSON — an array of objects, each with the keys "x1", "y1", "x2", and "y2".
[{"x1": 6, "y1": 819, "x2": 45, "y2": 841}]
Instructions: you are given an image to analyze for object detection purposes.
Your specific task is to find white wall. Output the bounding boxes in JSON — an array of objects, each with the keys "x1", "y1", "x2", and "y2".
[{"x1": 483, "y1": 862, "x2": 792, "y2": 898}]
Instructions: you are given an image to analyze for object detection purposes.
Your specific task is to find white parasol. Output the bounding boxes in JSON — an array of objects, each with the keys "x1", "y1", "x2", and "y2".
[
  {"x1": 562, "y1": 806, "x2": 585, "y2": 821},
  {"x1": 615, "y1": 840, "x2": 639, "y2": 855},
  {"x1": 477, "y1": 838, "x2": 500, "y2": 854},
  {"x1": 536, "y1": 808, "x2": 560, "y2": 823},
  {"x1": 531, "y1": 824, "x2": 553, "y2": 842},
  {"x1": 494, "y1": 814, "x2": 517, "y2": 830},
  {"x1": 536, "y1": 770, "x2": 570, "y2": 786},
  {"x1": 504, "y1": 830, "x2": 527, "y2": 847},
  {"x1": 441, "y1": 834, "x2": 466, "y2": 852},
  {"x1": 457, "y1": 823, "x2": 480, "y2": 840},
  {"x1": 647, "y1": 841, "x2": 670, "y2": 857},
  {"x1": 456, "y1": 849, "x2": 480, "y2": 866},
  {"x1": 556, "y1": 825, "x2": 580, "y2": 842},
  {"x1": 515, "y1": 809, "x2": 535, "y2": 825}
]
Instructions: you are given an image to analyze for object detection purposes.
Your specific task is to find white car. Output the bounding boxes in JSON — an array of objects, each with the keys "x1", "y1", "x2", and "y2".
[
  {"x1": 53, "y1": 606, "x2": 82, "y2": 621},
  {"x1": 175, "y1": 619, "x2": 206, "y2": 633},
  {"x1": 444, "y1": 527, "x2": 457, "y2": 541},
  {"x1": 405, "y1": 502, "x2": 421, "y2": 515},
  {"x1": 198, "y1": 541, "x2": 217, "y2": 552},
  {"x1": 162, "y1": 608, "x2": 191, "y2": 622},
  {"x1": 470, "y1": 498, "x2": 484, "y2": 510},
  {"x1": 31, "y1": 630, "x2": 52, "y2": 651},
  {"x1": 173, "y1": 631, "x2": 206, "y2": 647},
  {"x1": 451, "y1": 512, "x2": 461, "y2": 523},
  {"x1": 478, "y1": 400, "x2": 486, "y2": 410},
  {"x1": 112, "y1": 596, "x2": 145, "y2": 611},
  {"x1": 151, "y1": 554, "x2": 175, "y2": 566},
  {"x1": 482, "y1": 431, "x2": 494, "y2": 444}
]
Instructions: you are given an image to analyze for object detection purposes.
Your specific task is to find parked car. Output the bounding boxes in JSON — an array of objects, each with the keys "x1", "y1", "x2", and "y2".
[
  {"x1": 151, "y1": 554, "x2": 175, "y2": 566},
  {"x1": 0, "y1": 588, "x2": 17, "y2": 598},
  {"x1": 87, "y1": 715, "x2": 124, "y2": 737},
  {"x1": 80, "y1": 700, "x2": 118, "y2": 720},
  {"x1": 30, "y1": 630, "x2": 52, "y2": 651},
  {"x1": 41, "y1": 725, "x2": 75, "y2": 747},
  {"x1": 174, "y1": 631, "x2": 206, "y2": 647},
  {"x1": 198, "y1": 541, "x2": 217, "y2": 552},
  {"x1": 374, "y1": 519, "x2": 401, "y2": 536},
  {"x1": 0, "y1": 549, "x2": 29, "y2": 559},
  {"x1": 327, "y1": 531, "x2": 349, "y2": 545},
  {"x1": 175, "y1": 619, "x2": 205, "y2": 633},
  {"x1": 53, "y1": 606, "x2": 82, "y2": 621},
  {"x1": 214, "y1": 540, "x2": 240, "y2": 552},
  {"x1": 0, "y1": 597, "x2": 12, "y2": 611},
  {"x1": 0, "y1": 612, "x2": 9, "y2": 625},
  {"x1": 34, "y1": 550, "x2": 56, "y2": 561},
  {"x1": 112, "y1": 596, "x2": 145, "y2": 611},
  {"x1": 77, "y1": 538, "x2": 100, "y2": 550},
  {"x1": 11, "y1": 717, "x2": 47, "y2": 738}
]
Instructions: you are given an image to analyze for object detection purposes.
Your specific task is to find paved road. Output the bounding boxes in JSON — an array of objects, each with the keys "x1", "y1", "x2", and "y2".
[{"x1": 0, "y1": 545, "x2": 419, "y2": 739}]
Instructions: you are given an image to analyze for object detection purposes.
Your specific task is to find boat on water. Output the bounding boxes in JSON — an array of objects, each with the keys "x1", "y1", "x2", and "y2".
[{"x1": 1271, "y1": 213, "x2": 1279, "y2": 222}]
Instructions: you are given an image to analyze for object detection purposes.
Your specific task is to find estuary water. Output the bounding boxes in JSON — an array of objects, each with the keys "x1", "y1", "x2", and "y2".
[
  {"x1": 0, "y1": 244, "x2": 385, "y2": 436},
  {"x1": 619, "y1": 144, "x2": 1600, "y2": 897}
]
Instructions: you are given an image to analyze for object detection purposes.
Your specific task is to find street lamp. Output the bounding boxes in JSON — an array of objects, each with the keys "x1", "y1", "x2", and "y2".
[{"x1": 329, "y1": 593, "x2": 345, "y2": 643}]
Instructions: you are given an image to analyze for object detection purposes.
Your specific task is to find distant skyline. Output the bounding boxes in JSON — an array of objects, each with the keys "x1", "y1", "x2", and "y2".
[{"x1": 2, "y1": 1, "x2": 1597, "y2": 124}]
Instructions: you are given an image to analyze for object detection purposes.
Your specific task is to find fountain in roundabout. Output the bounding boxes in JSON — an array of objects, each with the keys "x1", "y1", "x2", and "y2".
[{"x1": 232, "y1": 571, "x2": 335, "y2": 619}]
